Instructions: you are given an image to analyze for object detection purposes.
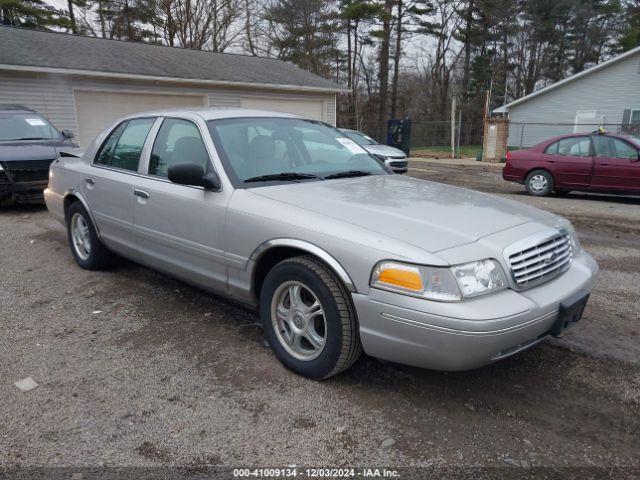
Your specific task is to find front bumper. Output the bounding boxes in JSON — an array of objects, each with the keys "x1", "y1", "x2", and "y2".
[
  {"x1": 0, "y1": 178, "x2": 48, "y2": 201},
  {"x1": 352, "y1": 250, "x2": 598, "y2": 371},
  {"x1": 385, "y1": 158, "x2": 408, "y2": 174}
]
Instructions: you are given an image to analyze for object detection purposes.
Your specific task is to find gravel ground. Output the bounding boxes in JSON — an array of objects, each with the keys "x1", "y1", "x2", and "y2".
[{"x1": 1, "y1": 164, "x2": 639, "y2": 471}]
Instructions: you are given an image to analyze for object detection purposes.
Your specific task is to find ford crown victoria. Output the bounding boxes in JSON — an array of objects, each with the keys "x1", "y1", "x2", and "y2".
[{"x1": 45, "y1": 109, "x2": 598, "y2": 379}]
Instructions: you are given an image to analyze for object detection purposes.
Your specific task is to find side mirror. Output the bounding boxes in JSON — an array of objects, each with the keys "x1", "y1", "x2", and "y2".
[
  {"x1": 61, "y1": 129, "x2": 75, "y2": 139},
  {"x1": 168, "y1": 162, "x2": 221, "y2": 190}
]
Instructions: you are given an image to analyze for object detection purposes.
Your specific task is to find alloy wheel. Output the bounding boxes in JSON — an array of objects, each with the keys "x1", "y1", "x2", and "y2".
[
  {"x1": 71, "y1": 212, "x2": 91, "y2": 261},
  {"x1": 271, "y1": 281, "x2": 327, "y2": 361}
]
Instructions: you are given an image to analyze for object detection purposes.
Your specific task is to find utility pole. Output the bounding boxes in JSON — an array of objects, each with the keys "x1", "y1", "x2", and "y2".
[{"x1": 451, "y1": 97, "x2": 456, "y2": 159}]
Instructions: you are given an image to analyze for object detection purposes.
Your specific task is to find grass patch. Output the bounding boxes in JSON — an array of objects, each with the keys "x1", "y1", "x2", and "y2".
[{"x1": 413, "y1": 144, "x2": 481, "y2": 158}]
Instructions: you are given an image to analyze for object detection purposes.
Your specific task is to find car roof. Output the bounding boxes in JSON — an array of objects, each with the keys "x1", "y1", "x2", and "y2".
[
  {"x1": 123, "y1": 107, "x2": 302, "y2": 122},
  {"x1": 540, "y1": 131, "x2": 637, "y2": 145},
  {"x1": 0, "y1": 104, "x2": 34, "y2": 112}
]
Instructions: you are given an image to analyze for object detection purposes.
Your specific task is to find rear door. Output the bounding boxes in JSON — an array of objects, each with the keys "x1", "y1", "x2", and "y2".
[
  {"x1": 591, "y1": 136, "x2": 640, "y2": 192},
  {"x1": 81, "y1": 117, "x2": 156, "y2": 254},
  {"x1": 132, "y1": 116, "x2": 231, "y2": 293},
  {"x1": 543, "y1": 136, "x2": 593, "y2": 189}
]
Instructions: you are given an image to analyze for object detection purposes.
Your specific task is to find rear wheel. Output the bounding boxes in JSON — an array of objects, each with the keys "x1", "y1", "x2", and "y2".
[
  {"x1": 260, "y1": 255, "x2": 362, "y2": 379},
  {"x1": 66, "y1": 201, "x2": 116, "y2": 269},
  {"x1": 525, "y1": 169, "x2": 554, "y2": 196}
]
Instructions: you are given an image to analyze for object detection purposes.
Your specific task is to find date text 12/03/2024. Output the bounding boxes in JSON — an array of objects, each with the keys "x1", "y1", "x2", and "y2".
[{"x1": 233, "y1": 468, "x2": 400, "y2": 477}]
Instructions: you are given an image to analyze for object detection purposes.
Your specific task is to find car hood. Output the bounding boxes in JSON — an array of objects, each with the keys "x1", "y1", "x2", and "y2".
[
  {"x1": 363, "y1": 144, "x2": 406, "y2": 158},
  {"x1": 250, "y1": 174, "x2": 562, "y2": 253},
  {"x1": 0, "y1": 140, "x2": 71, "y2": 163}
]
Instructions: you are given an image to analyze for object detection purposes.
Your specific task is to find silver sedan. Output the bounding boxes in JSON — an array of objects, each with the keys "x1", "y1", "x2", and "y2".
[
  {"x1": 340, "y1": 128, "x2": 408, "y2": 173},
  {"x1": 45, "y1": 109, "x2": 598, "y2": 379}
]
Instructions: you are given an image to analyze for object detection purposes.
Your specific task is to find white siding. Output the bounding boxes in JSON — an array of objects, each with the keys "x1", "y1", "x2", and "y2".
[
  {"x1": 506, "y1": 51, "x2": 640, "y2": 147},
  {"x1": 0, "y1": 70, "x2": 338, "y2": 143}
]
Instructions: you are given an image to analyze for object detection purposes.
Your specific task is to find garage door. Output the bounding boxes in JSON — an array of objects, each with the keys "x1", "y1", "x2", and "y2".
[
  {"x1": 74, "y1": 90, "x2": 206, "y2": 146},
  {"x1": 241, "y1": 97, "x2": 324, "y2": 122}
]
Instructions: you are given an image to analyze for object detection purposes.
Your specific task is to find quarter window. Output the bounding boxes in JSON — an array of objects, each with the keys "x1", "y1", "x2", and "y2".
[
  {"x1": 149, "y1": 118, "x2": 210, "y2": 178},
  {"x1": 95, "y1": 118, "x2": 155, "y2": 171},
  {"x1": 593, "y1": 136, "x2": 639, "y2": 160},
  {"x1": 545, "y1": 141, "x2": 558, "y2": 154}
]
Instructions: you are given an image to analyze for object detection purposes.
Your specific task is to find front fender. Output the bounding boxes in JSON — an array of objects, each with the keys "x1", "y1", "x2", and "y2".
[{"x1": 249, "y1": 238, "x2": 357, "y2": 293}]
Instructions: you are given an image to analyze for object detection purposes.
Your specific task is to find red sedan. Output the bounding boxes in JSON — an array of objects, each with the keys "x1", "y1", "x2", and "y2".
[{"x1": 503, "y1": 132, "x2": 640, "y2": 196}]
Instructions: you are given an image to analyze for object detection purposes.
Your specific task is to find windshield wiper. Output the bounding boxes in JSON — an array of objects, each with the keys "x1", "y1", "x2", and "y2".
[
  {"x1": 244, "y1": 172, "x2": 320, "y2": 183},
  {"x1": 323, "y1": 170, "x2": 373, "y2": 180}
]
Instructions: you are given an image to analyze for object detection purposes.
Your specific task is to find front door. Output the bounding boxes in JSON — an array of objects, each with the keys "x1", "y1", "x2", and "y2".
[
  {"x1": 132, "y1": 117, "x2": 230, "y2": 293},
  {"x1": 81, "y1": 117, "x2": 156, "y2": 255},
  {"x1": 591, "y1": 135, "x2": 640, "y2": 192}
]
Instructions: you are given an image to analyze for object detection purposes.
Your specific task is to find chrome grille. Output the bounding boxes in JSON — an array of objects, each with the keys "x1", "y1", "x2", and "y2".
[
  {"x1": 506, "y1": 230, "x2": 572, "y2": 289},
  {"x1": 389, "y1": 161, "x2": 407, "y2": 167}
]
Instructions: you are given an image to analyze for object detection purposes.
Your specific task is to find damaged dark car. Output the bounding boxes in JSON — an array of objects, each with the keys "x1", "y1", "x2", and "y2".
[{"x1": 0, "y1": 105, "x2": 77, "y2": 204}]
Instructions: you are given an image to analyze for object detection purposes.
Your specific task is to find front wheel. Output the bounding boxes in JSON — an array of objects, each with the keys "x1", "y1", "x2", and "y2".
[
  {"x1": 525, "y1": 170, "x2": 554, "y2": 196},
  {"x1": 259, "y1": 256, "x2": 362, "y2": 379}
]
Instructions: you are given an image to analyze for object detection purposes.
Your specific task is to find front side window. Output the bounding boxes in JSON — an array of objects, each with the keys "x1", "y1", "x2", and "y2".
[
  {"x1": 95, "y1": 118, "x2": 155, "y2": 171},
  {"x1": 149, "y1": 118, "x2": 211, "y2": 178},
  {"x1": 593, "y1": 136, "x2": 639, "y2": 160},
  {"x1": 207, "y1": 118, "x2": 387, "y2": 185},
  {"x1": 556, "y1": 136, "x2": 591, "y2": 157},
  {"x1": 0, "y1": 111, "x2": 60, "y2": 141}
]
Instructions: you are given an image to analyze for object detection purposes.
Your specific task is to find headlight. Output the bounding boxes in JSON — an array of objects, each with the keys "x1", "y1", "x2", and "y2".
[
  {"x1": 371, "y1": 259, "x2": 508, "y2": 302},
  {"x1": 557, "y1": 219, "x2": 581, "y2": 253},
  {"x1": 371, "y1": 261, "x2": 462, "y2": 301},
  {"x1": 0, "y1": 163, "x2": 4, "y2": 171},
  {"x1": 450, "y1": 259, "x2": 508, "y2": 298}
]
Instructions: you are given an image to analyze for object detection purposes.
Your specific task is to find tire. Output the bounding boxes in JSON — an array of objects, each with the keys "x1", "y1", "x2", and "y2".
[
  {"x1": 259, "y1": 255, "x2": 362, "y2": 379},
  {"x1": 525, "y1": 169, "x2": 554, "y2": 196},
  {"x1": 66, "y1": 201, "x2": 116, "y2": 270}
]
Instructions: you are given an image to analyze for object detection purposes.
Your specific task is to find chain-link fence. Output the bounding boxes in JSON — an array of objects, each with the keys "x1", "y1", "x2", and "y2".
[
  {"x1": 410, "y1": 120, "x2": 461, "y2": 149},
  {"x1": 509, "y1": 122, "x2": 640, "y2": 149}
]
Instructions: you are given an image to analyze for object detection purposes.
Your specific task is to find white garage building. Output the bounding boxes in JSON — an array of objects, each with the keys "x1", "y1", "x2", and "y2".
[{"x1": 0, "y1": 26, "x2": 344, "y2": 146}]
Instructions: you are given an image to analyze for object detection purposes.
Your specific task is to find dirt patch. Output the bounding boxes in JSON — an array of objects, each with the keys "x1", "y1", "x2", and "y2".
[{"x1": 1, "y1": 178, "x2": 638, "y2": 468}]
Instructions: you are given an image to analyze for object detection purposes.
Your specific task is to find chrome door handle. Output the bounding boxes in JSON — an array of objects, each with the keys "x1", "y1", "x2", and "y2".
[
  {"x1": 133, "y1": 189, "x2": 150, "y2": 199},
  {"x1": 85, "y1": 177, "x2": 95, "y2": 185}
]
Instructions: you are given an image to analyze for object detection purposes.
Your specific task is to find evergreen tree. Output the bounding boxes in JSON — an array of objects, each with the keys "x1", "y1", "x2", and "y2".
[
  {"x1": 266, "y1": 0, "x2": 341, "y2": 78},
  {"x1": 0, "y1": 0, "x2": 69, "y2": 29}
]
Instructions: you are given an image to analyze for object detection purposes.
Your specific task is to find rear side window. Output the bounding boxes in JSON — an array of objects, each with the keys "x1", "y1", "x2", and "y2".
[
  {"x1": 555, "y1": 136, "x2": 591, "y2": 157},
  {"x1": 94, "y1": 118, "x2": 155, "y2": 171},
  {"x1": 593, "y1": 136, "x2": 639, "y2": 159},
  {"x1": 149, "y1": 118, "x2": 210, "y2": 178}
]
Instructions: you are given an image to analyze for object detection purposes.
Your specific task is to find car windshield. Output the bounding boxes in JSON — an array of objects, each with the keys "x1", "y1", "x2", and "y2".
[
  {"x1": 0, "y1": 112, "x2": 60, "y2": 141},
  {"x1": 208, "y1": 118, "x2": 388, "y2": 184},
  {"x1": 342, "y1": 129, "x2": 378, "y2": 146}
]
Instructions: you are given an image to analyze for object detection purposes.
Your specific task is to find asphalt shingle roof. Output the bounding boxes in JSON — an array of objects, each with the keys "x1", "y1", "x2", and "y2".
[{"x1": 0, "y1": 26, "x2": 344, "y2": 92}]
